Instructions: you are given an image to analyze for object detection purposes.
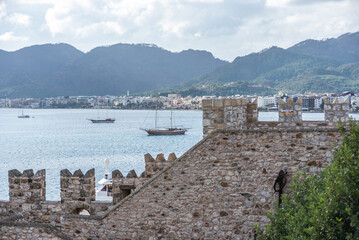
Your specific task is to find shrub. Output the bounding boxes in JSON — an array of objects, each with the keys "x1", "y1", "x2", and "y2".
[{"x1": 256, "y1": 120, "x2": 359, "y2": 240}]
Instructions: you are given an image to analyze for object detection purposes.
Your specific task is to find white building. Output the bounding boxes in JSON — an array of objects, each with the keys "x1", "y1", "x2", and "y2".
[{"x1": 263, "y1": 96, "x2": 276, "y2": 107}]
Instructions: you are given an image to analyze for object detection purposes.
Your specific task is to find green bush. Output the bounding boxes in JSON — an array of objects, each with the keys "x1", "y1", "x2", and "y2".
[{"x1": 256, "y1": 120, "x2": 359, "y2": 240}]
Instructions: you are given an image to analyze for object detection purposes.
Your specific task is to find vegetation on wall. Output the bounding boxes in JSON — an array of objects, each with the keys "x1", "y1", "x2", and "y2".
[{"x1": 256, "y1": 120, "x2": 359, "y2": 239}]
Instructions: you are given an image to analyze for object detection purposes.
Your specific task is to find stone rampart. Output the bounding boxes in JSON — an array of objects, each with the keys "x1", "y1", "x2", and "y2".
[
  {"x1": 0, "y1": 152, "x2": 177, "y2": 239},
  {"x1": 203, "y1": 98, "x2": 258, "y2": 136},
  {"x1": 278, "y1": 97, "x2": 302, "y2": 122},
  {"x1": 324, "y1": 97, "x2": 350, "y2": 122},
  {"x1": 203, "y1": 97, "x2": 349, "y2": 136},
  {"x1": 8, "y1": 169, "x2": 46, "y2": 204},
  {"x1": 54, "y1": 125, "x2": 340, "y2": 239},
  {"x1": 112, "y1": 153, "x2": 177, "y2": 204},
  {"x1": 60, "y1": 168, "x2": 95, "y2": 204},
  {"x1": 0, "y1": 98, "x2": 352, "y2": 239}
]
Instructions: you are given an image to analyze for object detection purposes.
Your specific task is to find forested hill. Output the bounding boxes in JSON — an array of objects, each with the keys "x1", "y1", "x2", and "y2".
[
  {"x1": 1, "y1": 31, "x2": 359, "y2": 98},
  {"x1": 176, "y1": 31, "x2": 359, "y2": 96},
  {"x1": 0, "y1": 43, "x2": 227, "y2": 98},
  {"x1": 288, "y1": 32, "x2": 359, "y2": 63}
]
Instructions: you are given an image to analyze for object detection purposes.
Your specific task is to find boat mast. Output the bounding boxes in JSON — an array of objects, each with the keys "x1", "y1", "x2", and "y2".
[
  {"x1": 155, "y1": 109, "x2": 157, "y2": 129},
  {"x1": 155, "y1": 96, "x2": 158, "y2": 129},
  {"x1": 170, "y1": 110, "x2": 173, "y2": 129}
]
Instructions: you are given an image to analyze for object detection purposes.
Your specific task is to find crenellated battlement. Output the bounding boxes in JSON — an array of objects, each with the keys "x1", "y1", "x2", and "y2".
[
  {"x1": 203, "y1": 97, "x2": 349, "y2": 136},
  {"x1": 60, "y1": 168, "x2": 96, "y2": 204},
  {"x1": 6, "y1": 153, "x2": 177, "y2": 208},
  {"x1": 112, "y1": 153, "x2": 177, "y2": 204},
  {"x1": 202, "y1": 98, "x2": 258, "y2": 135},
  {"x1": 324, "y1": 97, "x2": 350, "y2": 122},
  {"x1": 278, "y1": 97, "x2": 302, "y2": 122},
  {"x1": 1, "y1": 101, "x2": 353, "y2": 239},
  {"x1": 8, "y1": 169, "x2": 46, "y2": 204}
]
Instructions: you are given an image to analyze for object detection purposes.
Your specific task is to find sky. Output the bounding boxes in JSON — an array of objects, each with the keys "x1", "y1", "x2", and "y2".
[{"x1": 0, "y1": 0, "x2": 358, "y2": 61}]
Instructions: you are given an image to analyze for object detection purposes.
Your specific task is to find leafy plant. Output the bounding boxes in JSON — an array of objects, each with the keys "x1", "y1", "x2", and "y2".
[{"x1": 256, "y1": 120, "x2": 359, "y2": 240}]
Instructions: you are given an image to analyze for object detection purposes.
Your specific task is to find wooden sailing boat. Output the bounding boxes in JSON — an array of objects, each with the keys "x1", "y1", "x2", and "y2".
[
  {"x1": 141, "y1": 110, "x2": 189, "y2": 135},
  {"x1": 88, "y1": 109, "x2": 115, "y2": 123}
]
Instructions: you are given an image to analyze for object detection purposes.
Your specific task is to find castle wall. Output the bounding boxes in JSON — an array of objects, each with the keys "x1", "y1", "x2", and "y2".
[
  {"x1": 324, "y1": 97, "x2": 350, "y2": 122},
  {"x1": 202, "y1": 98, "x2": 258, "y2": 136},
  {"x1": 0, "y1": 97, "x2": 350, "y2": 239},
  {"x1": 75, "y1": 126, "x2": 336, "y2": 239},
  {"x1": 60, "y1": 169, "x2": 96, "y2": 204},
  {"x1": 0, "y1": 225, "x2": 61, "y2": 240},
  {"x1": 8, "y1": 169, "x2": 46, "y2": 204}
]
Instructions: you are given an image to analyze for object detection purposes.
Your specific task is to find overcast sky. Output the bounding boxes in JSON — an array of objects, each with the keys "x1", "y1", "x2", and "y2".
[{"x1": 0, "y1": 0, "x2": 358, "y2": 61}]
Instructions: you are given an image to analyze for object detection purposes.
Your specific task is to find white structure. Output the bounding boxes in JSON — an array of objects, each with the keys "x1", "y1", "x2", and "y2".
[{"x1": 263, "y1": 96, "x2": 276, "y2": 107}]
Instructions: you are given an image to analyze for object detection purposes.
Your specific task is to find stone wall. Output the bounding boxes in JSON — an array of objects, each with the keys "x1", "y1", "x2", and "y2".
[
  {"x1": 112, "y1": 153, "x2": 177, "y2": 204},
  {"x1": 0, "y1": 98, "x2": 351, "y2": 239},
  {"x1": 203, "y1": 97, "x2": 349, "y2": 136},
  {"x1": 8, "y1": 169, "x2": 46, "y2": 204},
  {"x1": 203, "y1": 98, "x2": 258, "y2": 136},
  {"x1": 278, "y1": 97, "x2": 302, "y2": 122},
  {"x1": 89, "y1": 127, "x2": 338, "y2": 239},
  {"x1": 324, "y1": 97, "x2": 350, "y2": 122},
  {"x1": 0, "y1": 225, "x2": 61, "y2": 240},
  {"x1": 0, "y1": 153, "x2": 177, "y2": 239},
  {"x1": 60, "y1": 169, "x2": 95, "y2": 204}
]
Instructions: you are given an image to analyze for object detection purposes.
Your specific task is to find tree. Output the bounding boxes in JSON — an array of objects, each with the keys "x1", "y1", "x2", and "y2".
[{"x1": 256, "y1": 120, "x2": 359, "y2": 240}]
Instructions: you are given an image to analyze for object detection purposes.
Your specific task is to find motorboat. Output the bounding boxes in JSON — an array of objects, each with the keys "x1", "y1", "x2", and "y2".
[
  {"x1": 95, "y1": 159, "x2": 113, "y2": 201},
  {"x1": 89, "y1": 118, "x2": 115, "y2": 123}
]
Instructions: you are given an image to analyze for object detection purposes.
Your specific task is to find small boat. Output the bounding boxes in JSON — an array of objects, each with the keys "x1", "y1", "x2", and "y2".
[
  {"x1": 96, "y1": 159, "x2": 113, "y2": 201},
  {"x1": 142, "y1": 127, "x2": 187, "y2": 135},
  {"x1": 89, "y1": 110, "x2": 115, "y2": 123},
  {"x1": 141, "y1": 109, "x2": 189, "y2": 135},
  {"x1": 18, "y1": 110, "x2": 30, "y2": 118},
  {"x1": 89, "y1": 118, "x2": 115, "y2": 123}
]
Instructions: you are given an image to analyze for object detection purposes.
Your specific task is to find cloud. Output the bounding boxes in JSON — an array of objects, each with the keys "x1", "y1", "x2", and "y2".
[
  {"x1": 0, "y1": 0, "x2": 358, "y2": 60},
  {"x1": 0, "y1": 31, "x2": 28, "y2": 41},
  {"x1": 44, "y1": 1, "x2": 73, "y2": 36},
  {"x1": 266, "y1": 0, "x2": 347, "y2": 7},
  {"x1": 16, "y1": 0, "x2": 56, "y2": 4},
  {"x1": 76, "y1": 21, "x2": 126, "y2": 38},
  {"x1": 6, "y1": 13, "x2": 31, "y2": 26},
  {"x1": 0, "y1": 2, "x2": 6, "y2": 19}
]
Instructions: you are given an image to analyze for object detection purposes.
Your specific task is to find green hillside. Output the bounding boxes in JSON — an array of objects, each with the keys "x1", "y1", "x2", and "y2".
[{"x1": 172, "y1": 32, "x2": 359, "y2": 96}]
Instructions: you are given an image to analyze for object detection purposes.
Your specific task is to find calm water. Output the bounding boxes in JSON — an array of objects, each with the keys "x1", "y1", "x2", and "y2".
[
  {"x1": 0, "y1": 109, "x2": 202, "y2": 200},
  {"x1": 1, "y1": 109, "x2": 358, "y2": 200}
]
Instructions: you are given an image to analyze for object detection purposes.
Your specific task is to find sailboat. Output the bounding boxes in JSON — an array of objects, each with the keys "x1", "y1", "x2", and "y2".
[
  {"x1": 88, "y1": 109, "x2": 115, "y2": 123},
  {"x1": 18, "y1": 110, "x2": 30, "y2": 118},
  {"x1": 141, "y1": 110, "x2": 189, "y2": 135}
]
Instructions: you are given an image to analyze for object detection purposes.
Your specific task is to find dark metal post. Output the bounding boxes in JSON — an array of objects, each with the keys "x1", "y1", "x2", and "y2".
[{"x1": 273, "y1": 168, "x2": 287, "y2": 207}]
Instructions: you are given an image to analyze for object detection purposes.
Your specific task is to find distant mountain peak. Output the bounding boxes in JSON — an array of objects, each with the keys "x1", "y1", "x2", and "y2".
[
  {"x1": 288, "y1": 31, "x2": 359, "y2": 63},
  {"x1": 258, "y1": 46, "x2": 284, "y2": 54},
  {"x1": 137, "y1": 43, "x2": 159, "y2": 48}
]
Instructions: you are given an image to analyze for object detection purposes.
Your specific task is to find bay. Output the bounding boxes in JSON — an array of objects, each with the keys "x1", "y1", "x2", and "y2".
[
  {"x1": 0, "y1": 109, "x2": 358, "y2": 200},
  {"x1": 0, "y1": 109, "x2": 202, "y2": 200}
]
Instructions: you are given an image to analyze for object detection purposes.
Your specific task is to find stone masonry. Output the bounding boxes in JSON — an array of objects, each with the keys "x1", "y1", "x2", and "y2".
[
  {"x1": 0, "y1": 97, "x2": 350, "y2": 239},
  {"x1": 8, "y1": 169, "x2": 46, "y2": 204},
  {"x1": 278, "y1": 97, "x2": 302, "y2": 122},
  {"x1": 112, "y1": 153, "x2": 177, "y2": 204},
  {"x1": 203, "y1": 98, "x2": 258, "y2": 136},
  {"x1": 324, "y1": 97, "x2": 350, "y2": 122},
  {"x1": 60, "y1": 169, "x2": 96, "y2": 204}
]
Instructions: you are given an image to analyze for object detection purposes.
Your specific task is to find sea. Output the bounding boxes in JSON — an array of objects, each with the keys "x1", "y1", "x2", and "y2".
[{"x1": 0, "y1": 109, "x2": 358, "y2": 201}]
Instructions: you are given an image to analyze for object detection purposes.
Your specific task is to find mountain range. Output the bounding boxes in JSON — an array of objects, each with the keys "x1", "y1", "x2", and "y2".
[
  {"x1": 0, "y1": 31, "x2": 358, "y2": 98},
  {"x1": 0, "y1": 43, "x2": 226, "y2": 98}
]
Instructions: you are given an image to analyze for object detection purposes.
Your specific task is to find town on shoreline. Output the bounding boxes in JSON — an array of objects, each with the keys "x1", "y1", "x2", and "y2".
[{"x1": 1, "y1": 91, "x2": 359, "y2": 112}]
